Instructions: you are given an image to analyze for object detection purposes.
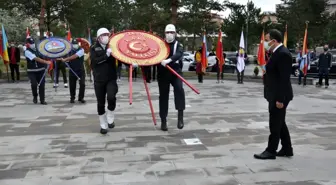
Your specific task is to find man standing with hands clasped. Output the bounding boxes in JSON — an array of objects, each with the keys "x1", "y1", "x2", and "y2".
[
  {"x1": 254, "y1": 29, "x2": 294, "y2": 160},
  {"x1": 317, "y1": 44, "x2": 332, "y2": 88}
]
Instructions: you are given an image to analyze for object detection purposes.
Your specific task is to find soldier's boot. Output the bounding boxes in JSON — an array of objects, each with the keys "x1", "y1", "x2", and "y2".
[{"x1": 177, "y1": 110, "x2": 184, "y2": 129}]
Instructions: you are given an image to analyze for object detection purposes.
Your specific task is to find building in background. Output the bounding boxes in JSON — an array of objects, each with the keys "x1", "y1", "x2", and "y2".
[
  {"x1": 260, "y1": 11, "x2": 278, "y2": 24},
  {"x1": 327, "y1": 0, "x2": 336, "y2": 14}
]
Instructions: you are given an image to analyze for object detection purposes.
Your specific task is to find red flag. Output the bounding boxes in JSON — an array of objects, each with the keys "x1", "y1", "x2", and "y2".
[
  {"x1": 26, "y1": 27, "x2": 30, "y2": 38},
  {"x1": 301, "y1": 23, "x2": 309, "y2": 75},
  {"x1": 257, "y1": 30, "x2": 266, "y2": 73},
  {"x1": 48, "y1": 61, "x2": 53, "y2": 76},
  {"x1": 216, "y1": 30, "x2": 224, "y2": 73},
  {"x1": 201, "y1": 32, "x2": 207, "y2": 73},
  {"x1": 67, "y1": 28, "x2": 72, "y2": 41}
]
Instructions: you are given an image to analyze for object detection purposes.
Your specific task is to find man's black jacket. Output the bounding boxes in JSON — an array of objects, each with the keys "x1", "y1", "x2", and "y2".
[
  {"x1": 264, "y1": 45, "x2": 293, "y2": 103},
  {"x1": 90, "y1": 42, "x2": 117, "y2": 82}
]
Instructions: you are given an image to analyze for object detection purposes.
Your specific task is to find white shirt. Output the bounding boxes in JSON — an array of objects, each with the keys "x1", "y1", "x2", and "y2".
[
  {"x1": 24, "y1": 50, "x2": 37, "y2": 61},
  {"x1": 75, "y1": 49, "x2": 85, "y2": 58},
  {"x1": 272, "y1": 43, "x2": 283, "y2": 53}
]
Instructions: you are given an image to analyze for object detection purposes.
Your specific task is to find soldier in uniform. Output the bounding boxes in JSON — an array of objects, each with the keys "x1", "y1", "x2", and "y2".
[
  {"x1": 24, "y1": 38, "x2": 51, "y2": 105},
  {"x1": 157, "y1": 24, "x2": 185, "y2": 131},
  {"x1": 195, "y1": 47, "x2": 203, "y2": 83},
  {"x1": 90, "y1": 28, "x2": 118, "y2": 134},
  {"x1": 90, "y1": 28, "x2": 136, "y2": 134},
  {"x1": 60, "y1": 39, "x2": 86, "y2": 103}
]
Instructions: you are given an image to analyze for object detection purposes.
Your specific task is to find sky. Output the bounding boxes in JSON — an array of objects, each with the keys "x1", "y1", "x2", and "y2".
[{"x1": 216, "y1": 0, "x2": 282, "y2": 17}]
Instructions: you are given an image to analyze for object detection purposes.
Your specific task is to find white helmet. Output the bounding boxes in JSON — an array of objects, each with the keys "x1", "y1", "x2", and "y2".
[
  {"x1": 97, "y1": 28, "x2": 110, "y2": 38},
  {"x1": 165, "y1": 24, "x2": 176, "y2": 33}
]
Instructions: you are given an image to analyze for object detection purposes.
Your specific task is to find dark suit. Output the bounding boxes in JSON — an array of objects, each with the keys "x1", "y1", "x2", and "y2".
[
  {"x1": 264, "y1": 45, "x2": 294, "y2": 154},
  {"x1": 8, "y1": 46, "x2": 21, "y2": 81}
]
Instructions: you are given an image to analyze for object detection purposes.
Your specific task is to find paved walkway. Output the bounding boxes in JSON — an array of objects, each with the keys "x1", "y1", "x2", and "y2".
[{"x1": 0, "y1": 79, "x2": 335, "y2": 185}]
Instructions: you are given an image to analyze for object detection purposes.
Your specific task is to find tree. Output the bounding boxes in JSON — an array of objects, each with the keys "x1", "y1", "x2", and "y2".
[
  {"x1": 178, "y1": 0, "x2": 225, "y2": 51},
  {"x1": 277, "y1": 0, "x2": 330, "y2": 47},
  {"x1": 0, "y1": 9, "x2": 34, "y2": 42},
  {"x1": 222, "y1": 1, "x2": 262, "y2": 52}
]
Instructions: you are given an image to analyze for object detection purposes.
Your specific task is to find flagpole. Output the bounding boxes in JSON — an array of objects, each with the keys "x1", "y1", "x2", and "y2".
[{"x1": 245, "y1": 0, "x2": 250, "y2": 53}]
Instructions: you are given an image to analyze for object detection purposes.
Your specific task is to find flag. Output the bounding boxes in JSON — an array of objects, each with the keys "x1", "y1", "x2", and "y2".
[
  {"x1": 237, "y1": 30, "x2": 245, "y2": 73},
  {"x1": 201, "y1": 32, "x2": 208, "y2": 73},
  {"x1": 48, "y1": 61, "x2": 54, "y2": 76},
  {"x1": 257, "y1": 30, "x2": 266, "y2": 73},
  {"x1": 0, "y1": 25, "x2": 9, "y2": 65},
  {"x1": 67, "y1": 28, "x2": 72, "y2": 41},
  {"x1": 26, "y1": 27, "x2": 30, "y2": 38},
  {"x1": 299, "y1": 23, "x2": 309, "y2": 76},
  {"x1": 216, "y1": 30, "x2": 224, "y2": 73},
  {"x1": 110, "y1": 26, "x2": 118, "y2": 66},
  {"x1": 283, "y1": 24, "x2": 288, "y2": 47},
  {"x1": 87, "y1": 28, "x2": 92, "y2": 45}
]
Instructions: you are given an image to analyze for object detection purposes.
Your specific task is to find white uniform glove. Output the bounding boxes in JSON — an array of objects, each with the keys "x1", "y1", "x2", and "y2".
[
  {"x1": 106, "y1": 48, "x2": 112, "y2": 57},
  {"x1": 161, "y1": 58, "x2": 172, "y2": 67},
  {"x1": 132, "y1": 63, "x2": 138, "y2": 68}
]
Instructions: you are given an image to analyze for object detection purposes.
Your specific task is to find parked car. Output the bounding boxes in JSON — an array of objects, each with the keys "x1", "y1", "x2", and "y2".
[
  {"x1": 188, "y1": 56, "x2": 236, "y2": 73},
  {"x1": 225, "y1": 52, "x2": 238, "y2": 64},
  {"x1": 182, "y1": 52, "x2": 194, "y2": 62},
  {"x1": 292, "y1": 55, "x2": 336, "y2": 77}
]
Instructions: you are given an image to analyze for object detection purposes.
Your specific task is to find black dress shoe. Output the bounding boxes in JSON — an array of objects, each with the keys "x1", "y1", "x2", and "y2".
[
  {"x1": 33, "y1": 97, "x2": 38, "y2": 104},
  {"x1": 108, "y1": 122, "x2": 115, "y2": 129},
  {"x1": 70, "y1": 99, "x2": 75, "y2": 103},
  {"x1": 100, "y1": 128, "x2": 108, "y2": 135},
  {"x1": 177, "y1": 120, "x2": 184, "y2": 129},
  {"x1": 161, "y1": 121, "x2": 168, "y2": 131},
  {"x1": 78, "y1": 99, "x2": 86, "y2": 104},
  {"x1": 40, "y1": 101, "x2": 48, "y2": 105},
  {"x1": 254, "y1": 151, "x2": 276, "y2": 160},
  {"x1": 276, "y1": 148, "x2": 293, "y2": 157}
]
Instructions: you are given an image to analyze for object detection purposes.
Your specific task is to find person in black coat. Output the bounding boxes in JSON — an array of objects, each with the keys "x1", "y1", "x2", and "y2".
[
  {"x1": 254, "y1": 29, "x2": 294, "y2": 160},
  {"x1": 8, "y1": 42, "x2": 21, "y2": 82},
  {"x1": 317, "y1": 44, "x2": 332, "y2": 88}
]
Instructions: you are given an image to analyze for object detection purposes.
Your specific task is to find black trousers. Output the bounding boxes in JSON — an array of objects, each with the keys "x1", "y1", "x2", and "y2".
[
  {"x1": 117, "y1": 63, "x2": 122, "y2": 79},
  {"x1": 9, "y1": 63, "x2": 20, "y2": 81},
  {"x1": 266, "y1": 101, "x2": 292, "y2": 154},
  {"x1": 237, "y1": 69, "x2": 244, "y2": 83},
  {"x1": 94, "y1": 80, "x2": 118, "y2": 115},
  {"x1": 144, "y1": 66, "x2": 151, "y2": 82},
  {"x1": 152, "y1": 65, "x2": 157, "y2": 81},
  {"x1": 198, "y1": 74, "x2": 203, "y2": 83},
  {"x1": 217, "y1": 70, "x2": 224, "y2": 81},
  {"x1": 127, "y1": 66, "x2": 137, "y2": 80},
  {"x1": 55, "y1": 61, "x2": 67, "y2": 84},
  {"x1": 318, "y1": 68, "x2": 329, "y2": 86},
  {"x1": 28, "y1": 71, "x2": 45, "y2": 102},
  {"x1": 158, "y1": 73, "x2": 185, "y2": 121},
  {"x1": 298, "y1": 70, "x2": 307, "y2": 85},
  {"x1": 69, "y1": 70, "x2": 85, "y2": 101}
]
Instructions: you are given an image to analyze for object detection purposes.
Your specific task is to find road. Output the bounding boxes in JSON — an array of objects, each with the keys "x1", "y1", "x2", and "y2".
[{"x1": 0, "y1": 79, "x2": 335, "y2": 185}]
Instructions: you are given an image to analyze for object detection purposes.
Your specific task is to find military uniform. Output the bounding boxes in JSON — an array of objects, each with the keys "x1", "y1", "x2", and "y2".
[
  {"x1": 158, "y1": 24, "x2": 185, "y2": 131},
  {"x1": 90, "y1": 28, "x2": 118, "y2": 134}
]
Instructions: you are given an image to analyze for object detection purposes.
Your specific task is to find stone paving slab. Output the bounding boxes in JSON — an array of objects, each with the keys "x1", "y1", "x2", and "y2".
[{"x1": 0, "y1": 79, "x2": 336, "y2": 185}]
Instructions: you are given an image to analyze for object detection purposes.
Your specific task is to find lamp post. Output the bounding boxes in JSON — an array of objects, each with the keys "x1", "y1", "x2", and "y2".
[{"x1": 245, "y1": 0, "x2": 250, "y2": 53}]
